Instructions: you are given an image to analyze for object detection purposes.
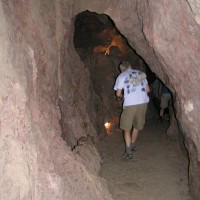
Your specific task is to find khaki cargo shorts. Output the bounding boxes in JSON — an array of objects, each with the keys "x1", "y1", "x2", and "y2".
[{"x1": 120, "y1": 103, "x2": 147, "y2": 131}]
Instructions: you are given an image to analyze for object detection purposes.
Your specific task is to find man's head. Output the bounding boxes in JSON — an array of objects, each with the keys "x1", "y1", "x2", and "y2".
[{"x1": 119, "y1": 61, "x2": 132, "y2": 72}]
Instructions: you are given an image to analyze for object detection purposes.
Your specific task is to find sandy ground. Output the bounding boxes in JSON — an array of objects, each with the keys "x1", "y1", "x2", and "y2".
[{"x1": 100, "y1": 118, "x2": 192, "y2": 200}]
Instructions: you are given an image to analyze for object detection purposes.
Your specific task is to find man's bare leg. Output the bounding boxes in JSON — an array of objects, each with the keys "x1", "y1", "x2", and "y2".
[
  {"x1": 124, "y1": 130, "x2": 131, "y2": 147},
  {"x1": 158, "y1": 107, "x2": 165, "y2": 122},
  {"x1": 131, "y1": 128, "x2": 138, "y2": 144},
  {"x1": 131, "y1": 128, "x2": 138, "y2": 151},
  {"x1": 124, "y1": 130, "x2": 132, "y2": 155},
  {"x1": 159, "y1": 107, "x2": 165, "y2": 118}
]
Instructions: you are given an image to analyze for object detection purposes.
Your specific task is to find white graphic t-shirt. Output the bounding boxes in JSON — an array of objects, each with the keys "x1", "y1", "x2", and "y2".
[{"x1": 114, "y1": 69, "x2": 149, "y2": 107}]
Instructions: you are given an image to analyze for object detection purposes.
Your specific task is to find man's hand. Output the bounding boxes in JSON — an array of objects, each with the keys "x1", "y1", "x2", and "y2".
[
  {"x1": 116, "y1": 89, "x2": 123, "y2": 99},
  {"x1": 146, "y1": 84, "x2": 150, "y2": 93}
]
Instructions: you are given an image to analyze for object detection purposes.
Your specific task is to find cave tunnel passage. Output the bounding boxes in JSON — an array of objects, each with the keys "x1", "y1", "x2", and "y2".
[
  {"x1": 73, "y1": 10, "x2": 178, "y2": 137},
  {"x1": 73, "y1": 10, "x2": 192, "y2": 200},
  {"x1": 73, "y1": 10, "x2": 158, "y2": 128}
]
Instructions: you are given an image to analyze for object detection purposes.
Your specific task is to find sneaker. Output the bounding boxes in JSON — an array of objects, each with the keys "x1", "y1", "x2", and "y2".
[
  {"x1": 122, "y1": 152, "x2": 132, "y2": 160},
  {"x1": 131, "y1": 146, "x2": 136, "y2": 152}
]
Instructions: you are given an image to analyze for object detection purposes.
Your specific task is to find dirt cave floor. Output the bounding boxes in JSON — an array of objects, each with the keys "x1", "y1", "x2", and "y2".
[{"x1": 100, "y1": 118, "x2": 192, "y2": 200}]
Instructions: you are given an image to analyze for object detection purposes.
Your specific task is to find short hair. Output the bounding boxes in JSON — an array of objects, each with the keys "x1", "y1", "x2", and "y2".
[{"x1": 119, "y1": 61, "x2": 131, "y2": 72}]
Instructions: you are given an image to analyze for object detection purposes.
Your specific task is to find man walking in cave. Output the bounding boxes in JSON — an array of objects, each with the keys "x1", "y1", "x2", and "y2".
[
  {"x1": 114, "y1": 61, "x2": 150, "y2": 159},
  {"x1": 158, "y1": 81, "x2": 172, "y2": 123}
]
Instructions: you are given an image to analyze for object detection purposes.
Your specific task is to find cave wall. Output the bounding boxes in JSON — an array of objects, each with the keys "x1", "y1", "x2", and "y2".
[
  {"x1": 0, "y1": 0, "x2": 112, "y2": 199},
  {"x1": 58, "y1": 22, "x2": 104, "y2": 147}
]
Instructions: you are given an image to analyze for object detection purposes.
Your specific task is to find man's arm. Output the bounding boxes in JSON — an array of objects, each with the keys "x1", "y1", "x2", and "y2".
[
  {"x1": 146, "y1": 84, "x2": 150, "y2": 93},
  {"x1": 116, "y1": 89, "x2": 123, "y2": 98}
]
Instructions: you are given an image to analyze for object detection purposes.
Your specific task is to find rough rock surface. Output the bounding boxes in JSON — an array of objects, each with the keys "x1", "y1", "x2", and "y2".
[
  {"x1": 0, "y1": 0, "x2": 112, "y2": 200},
  {"x1": 73, "y1": 136, "x2": 102, "y2": 176}
]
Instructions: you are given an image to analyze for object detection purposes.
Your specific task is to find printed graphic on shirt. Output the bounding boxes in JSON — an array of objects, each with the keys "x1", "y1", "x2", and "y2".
[
  {"x1": 113, "y1": 69, "x2": 149, "y2": 106},
  {"x1": 124, "y1": 71, "x2": 146, "y2": 94}
]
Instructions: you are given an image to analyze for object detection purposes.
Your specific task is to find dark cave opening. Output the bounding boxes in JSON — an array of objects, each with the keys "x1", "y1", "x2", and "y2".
[{"x1": 73, "y1": 10, "x2": 173, "y2": 133}]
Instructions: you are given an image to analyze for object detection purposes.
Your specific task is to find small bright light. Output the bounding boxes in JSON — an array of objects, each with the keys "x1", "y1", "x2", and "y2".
[
  {"x1": 105, "y1": 49, "x2": 110, "y2": 55},
  {"x1": 104, "y1": 122, "x2": 110, "y2": 129},
  {"x1": 104, "y1": 122, "x2": 112, "y2": 134}
]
